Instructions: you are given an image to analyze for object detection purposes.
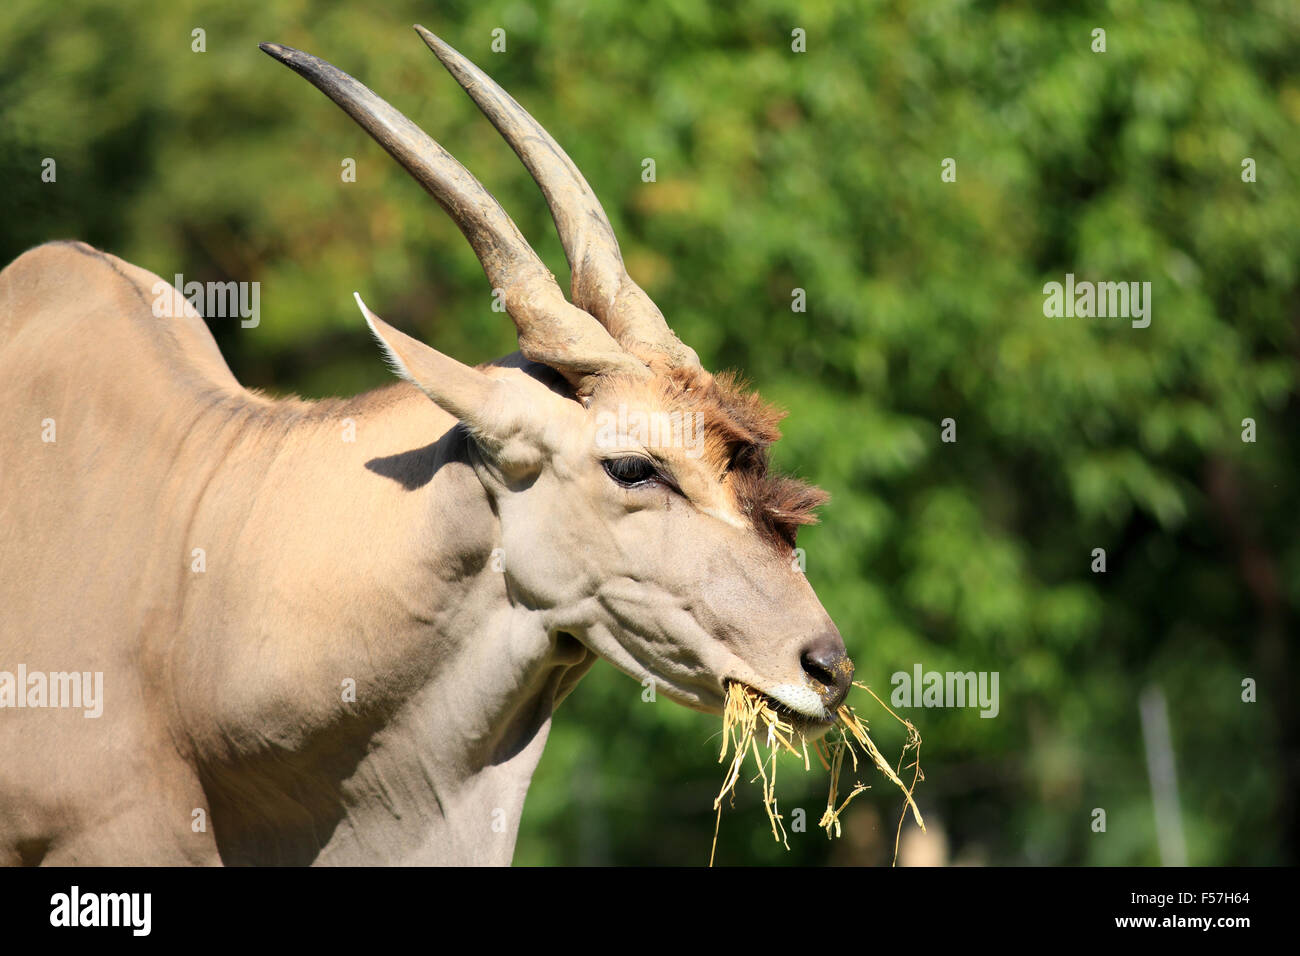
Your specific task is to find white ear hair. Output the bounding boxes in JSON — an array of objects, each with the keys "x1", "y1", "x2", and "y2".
[
  {"x1": 353, "y1": 291, "x2": 501, "y2": 422},
  {"x1": 356, "y1": 292, "x2": 417, "y2": 388},
  {"x1": 352, "y1": 293, "x2": 552, "y2": 468}
]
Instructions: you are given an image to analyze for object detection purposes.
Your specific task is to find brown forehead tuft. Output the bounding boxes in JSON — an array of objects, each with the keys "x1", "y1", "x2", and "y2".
[{"x1": 599, "y1": 365, "x2": 828, "y2": 550}]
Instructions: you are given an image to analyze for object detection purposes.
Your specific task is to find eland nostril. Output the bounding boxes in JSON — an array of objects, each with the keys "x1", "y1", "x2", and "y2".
[{"x1": 800, "y1": 631, "x2": 854, "y2": 711}]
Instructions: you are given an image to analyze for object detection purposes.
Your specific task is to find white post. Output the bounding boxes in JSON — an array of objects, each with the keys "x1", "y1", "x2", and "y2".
[{"x1": 1139, "y1": 685, "x2": 1187, "y2": 866}]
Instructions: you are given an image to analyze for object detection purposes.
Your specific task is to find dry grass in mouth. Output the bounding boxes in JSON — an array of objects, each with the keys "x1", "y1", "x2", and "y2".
[{"x1": 710, "y1": 680, "x2": 925, "y2": 866}]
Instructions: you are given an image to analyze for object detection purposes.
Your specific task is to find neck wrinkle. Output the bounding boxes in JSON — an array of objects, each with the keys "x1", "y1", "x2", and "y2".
[
  {"x1": 180, "y1": 382, "x2": 584, "y2": 864},
  {"x1": 318, "y1": 611, "x2": 593, "y2": 865}
]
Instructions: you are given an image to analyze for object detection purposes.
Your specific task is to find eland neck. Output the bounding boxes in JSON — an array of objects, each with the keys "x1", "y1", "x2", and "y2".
[{"x1": 175, "y1": 381, "x2": 590, "y2": 864}]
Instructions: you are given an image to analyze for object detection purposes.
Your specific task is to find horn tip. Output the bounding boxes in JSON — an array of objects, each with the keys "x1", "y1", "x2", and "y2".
[
  {"x1": 412, "y1": 24, "x2": 445, "y2": 50},
  {"x1": 259, "y1": 41, "x2": 292, "y2": 61}
]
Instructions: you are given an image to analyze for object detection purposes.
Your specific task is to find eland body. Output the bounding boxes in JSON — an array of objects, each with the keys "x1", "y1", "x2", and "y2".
[{"x1": 0, "y1": 28, "x2": 851, "y2": 865}]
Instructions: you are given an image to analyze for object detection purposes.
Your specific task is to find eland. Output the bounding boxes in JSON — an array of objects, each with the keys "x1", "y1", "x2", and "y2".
[{"x1": 0, "y1": 27, "x2": 852, "y2": 865}]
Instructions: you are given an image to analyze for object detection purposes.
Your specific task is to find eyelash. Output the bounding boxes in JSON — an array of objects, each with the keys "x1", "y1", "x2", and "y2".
[{"x1": 602, "y1": 456, "x2": 660, "y2": 487}]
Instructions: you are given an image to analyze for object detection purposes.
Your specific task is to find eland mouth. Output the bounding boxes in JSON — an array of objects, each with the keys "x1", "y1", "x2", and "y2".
[
  {"x1": 725, "y1": 680, "x2": 839, "y2": 740},
  {"x1": 713, "y1": 635, "x2": 854, "y2": 736}
]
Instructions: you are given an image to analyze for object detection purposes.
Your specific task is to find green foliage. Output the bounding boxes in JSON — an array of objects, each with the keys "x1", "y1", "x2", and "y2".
[{"x1": 3, "y1": 0, "x2": 1296, "y2": 864}]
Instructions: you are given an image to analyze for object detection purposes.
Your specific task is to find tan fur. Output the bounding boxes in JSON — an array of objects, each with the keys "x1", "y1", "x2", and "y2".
[{"x1": 589, "y1": 367, "x2": 828, "y2": 550}]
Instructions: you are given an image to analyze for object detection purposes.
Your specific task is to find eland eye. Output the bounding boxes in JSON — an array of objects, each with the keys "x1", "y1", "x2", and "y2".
[{"x1": 602, "y1": 456, "x2": 659, "y2": 487}]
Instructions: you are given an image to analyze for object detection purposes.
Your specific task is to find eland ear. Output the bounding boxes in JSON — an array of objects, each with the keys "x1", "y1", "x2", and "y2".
[{"x1": 355, "y1": 293, "x2": 550, "y2": 464}]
